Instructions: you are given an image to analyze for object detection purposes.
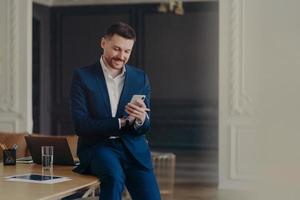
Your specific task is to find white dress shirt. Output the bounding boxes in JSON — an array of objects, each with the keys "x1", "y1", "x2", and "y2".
[
  {"x1": 100, "y1": 57, "x2": 125, "y2": 118},
  {"x1": 100, "y1": 57, "x2": 144, "y2": 134}
]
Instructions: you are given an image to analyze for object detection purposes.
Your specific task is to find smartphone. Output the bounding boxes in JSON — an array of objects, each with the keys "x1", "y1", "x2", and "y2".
[
  {"x1": 129, "y1": 95, "x2": 150, "y2": 111},
  {"x1": 130, "y1": 95, "x2": 146, "y2": 103}
]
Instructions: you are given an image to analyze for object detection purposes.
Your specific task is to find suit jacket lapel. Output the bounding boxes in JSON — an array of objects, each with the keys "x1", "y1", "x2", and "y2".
[
  {"x1": 92, "y1": 61, "x2": 112, "y2": 117},
  {"x1": 116, "y1": 66, "x2": 135, "y2": 117}
]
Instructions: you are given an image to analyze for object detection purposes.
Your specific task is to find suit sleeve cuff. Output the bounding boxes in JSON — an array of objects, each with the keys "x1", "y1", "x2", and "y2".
[
  {"x1": 118, "y1": 118, "x2": 122, "y2": 130},
  {"x1": 134, "y1": 113, "x2": 149, "y2": 130}
]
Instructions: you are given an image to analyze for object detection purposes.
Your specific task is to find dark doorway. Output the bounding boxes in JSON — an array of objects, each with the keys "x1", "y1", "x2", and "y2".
[{"x1": 32, "y1": 17, "x2": 40, "y2": 133}]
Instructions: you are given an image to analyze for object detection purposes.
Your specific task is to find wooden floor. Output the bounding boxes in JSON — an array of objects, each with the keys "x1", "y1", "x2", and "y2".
[
  {"x1": 171, "y1": 184, "x2": 254, "y2": 200},
  {"x1": 173, "y1": 184, "x2": 217, "y2": 200}
]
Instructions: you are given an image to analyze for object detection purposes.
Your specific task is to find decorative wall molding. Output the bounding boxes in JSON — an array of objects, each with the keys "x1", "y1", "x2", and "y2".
[
  {"x1": 0, "y1": 0, "x2": 32, "y2": 132},
  {"x1": 0, "y1": 120, "x2": 17, "y2": 132},
  {"x1": 0, "y1": 0, "x2": 19, "y2": 113},
  {"x1": 0, "y1": 0, "x2": 8, "y2": 111},
  {"x1": 229, "y1": 0, "x2": 253, "y2": 116},
  {"x1": 219, "y1": 0, "x2": 258, "y2": 190},
  {"x1": 229, "y1": 124, "x2": 256, "y2": 180},
  {"x1": 0, "y1": 1, "x2": 5, "y2": 101}
]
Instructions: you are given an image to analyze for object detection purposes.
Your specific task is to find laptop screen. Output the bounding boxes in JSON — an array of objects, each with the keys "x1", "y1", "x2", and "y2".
[{"x1": 24, "y1": 136, "x2": 76, "y2": 166}]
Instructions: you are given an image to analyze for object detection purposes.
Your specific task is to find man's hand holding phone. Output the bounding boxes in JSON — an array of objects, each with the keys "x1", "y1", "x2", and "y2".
[{"x1": 125, "y1": 95, "x2": 150, "y2": 125}]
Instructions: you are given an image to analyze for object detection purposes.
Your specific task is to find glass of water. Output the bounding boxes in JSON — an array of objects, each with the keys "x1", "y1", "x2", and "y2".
[{"x1": 41, "y1": 146, "x2": 53, "y2": 171}]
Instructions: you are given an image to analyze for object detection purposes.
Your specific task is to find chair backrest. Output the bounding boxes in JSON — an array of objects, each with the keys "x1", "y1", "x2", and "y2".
[
  {"x1": 65, "y1": 135, "x2": 78, "y2": 158},
  {"x1": 0, "y1": 132, "x2": 30, "y2": 161}
]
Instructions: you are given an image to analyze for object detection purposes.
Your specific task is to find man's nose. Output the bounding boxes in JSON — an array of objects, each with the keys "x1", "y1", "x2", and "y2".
[{"x1": 117, "y1": 51, "x2": 126, "y2": 60}]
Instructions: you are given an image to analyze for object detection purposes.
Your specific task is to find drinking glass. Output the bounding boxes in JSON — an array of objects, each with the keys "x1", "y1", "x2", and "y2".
[{"x1": 41, "y1": 146, "x2": 53, "y2": 171}]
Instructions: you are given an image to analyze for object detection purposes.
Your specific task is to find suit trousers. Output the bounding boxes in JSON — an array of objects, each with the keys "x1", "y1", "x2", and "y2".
[{"x1": 89, "y1": 138, "x2": 161, "y2": 200}]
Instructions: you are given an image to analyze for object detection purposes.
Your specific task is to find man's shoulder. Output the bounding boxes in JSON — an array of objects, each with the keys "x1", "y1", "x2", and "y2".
[
  {"x1": 126, "y1": 64, "x2": 146, "y2": 76},
  {"x1": 72, "y1": 63, "x2": 99, "y2": 85},
  {"x1": 73, "y1": 62, "x2": 99, "y2": 79}
]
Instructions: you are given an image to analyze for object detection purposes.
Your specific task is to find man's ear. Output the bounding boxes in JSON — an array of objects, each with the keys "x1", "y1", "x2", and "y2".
[{"x1": 100, "y1": 37, "x2": 106, "y2": 48}]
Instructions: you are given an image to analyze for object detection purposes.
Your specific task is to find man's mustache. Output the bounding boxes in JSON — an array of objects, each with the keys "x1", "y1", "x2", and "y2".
[{"x1": 112, "y1": 58, "x2": 125, "y2": 62}]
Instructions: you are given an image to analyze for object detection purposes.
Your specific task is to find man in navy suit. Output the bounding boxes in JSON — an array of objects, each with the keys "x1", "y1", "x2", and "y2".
[{"x1": 70, "y1": 22, "x2": 161, "y2": 200}]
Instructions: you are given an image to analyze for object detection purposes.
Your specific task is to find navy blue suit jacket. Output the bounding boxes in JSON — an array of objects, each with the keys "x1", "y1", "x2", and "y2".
[{"x1": 70, "y1": 61, "x2": 152, "y2": 173}]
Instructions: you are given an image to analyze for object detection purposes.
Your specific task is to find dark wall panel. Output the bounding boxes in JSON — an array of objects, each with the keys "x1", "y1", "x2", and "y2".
[
  {"x1": 142, "y1": 3, "x2": 219, "y2": 149},
  {"x1": 33, "y1": 4, "x2": 52, "y2": 134},
  {"x1": 144, "y1": 6, "x2": 218, "y2": 101}
]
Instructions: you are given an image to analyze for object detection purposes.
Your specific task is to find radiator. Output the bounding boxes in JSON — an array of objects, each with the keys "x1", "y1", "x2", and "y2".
[
  {"x1": 152, "y1": 152, "x2": 176, "y2": 200},
  {"x1": 122, "y1": 152, "x2": 176, "y2": 200}
]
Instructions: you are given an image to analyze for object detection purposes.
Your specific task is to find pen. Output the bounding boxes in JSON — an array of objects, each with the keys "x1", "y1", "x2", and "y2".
[
  {"x1": 144, "y1": 108, "x2": 151, "y2": 112},
  {"x1": 12, "y1": 144, "x2": 18, "y2": 150},
  {"x1": 0, "y1": 143, "x2": 6, "y2": 150}
]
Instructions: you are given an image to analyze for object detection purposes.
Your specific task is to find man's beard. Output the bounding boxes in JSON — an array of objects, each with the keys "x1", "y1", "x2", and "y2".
[{"x1": 105, "y1": 56, "x2": 125, "y2": 69}]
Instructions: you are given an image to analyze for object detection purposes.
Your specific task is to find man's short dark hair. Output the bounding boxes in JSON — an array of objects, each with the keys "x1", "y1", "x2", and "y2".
[{"x1": 104, "y1": 22, "x2": 136, "y2": 41}]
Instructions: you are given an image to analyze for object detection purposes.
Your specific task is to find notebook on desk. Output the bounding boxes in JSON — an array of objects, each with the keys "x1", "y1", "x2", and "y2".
[{"x1": 24, "y1": 136, "x2": 78, "y2": 166}]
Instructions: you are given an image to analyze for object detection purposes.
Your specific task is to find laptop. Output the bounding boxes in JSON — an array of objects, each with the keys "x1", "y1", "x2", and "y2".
[{"x1": 24, "y1": 135, "x2": 78, "y2": 166}]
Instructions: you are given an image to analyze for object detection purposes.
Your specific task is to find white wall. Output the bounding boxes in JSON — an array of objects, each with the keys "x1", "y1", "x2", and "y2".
[
  {"x1": 0, "y1": 0, "x2": 32, "y2": 132},
  {"x1": 219, "y1": 0, "x2": 300, "y2": 197}
]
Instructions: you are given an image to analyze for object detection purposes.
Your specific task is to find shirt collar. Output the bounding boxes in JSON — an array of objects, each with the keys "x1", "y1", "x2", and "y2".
[{"x1": 100, "y1": 56, "x2": 126, "y2": 79}]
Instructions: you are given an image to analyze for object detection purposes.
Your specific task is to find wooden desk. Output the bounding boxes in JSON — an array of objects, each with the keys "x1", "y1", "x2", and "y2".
[{"x1": 0, "y1": 163, "x2": 99, "y2": 200}]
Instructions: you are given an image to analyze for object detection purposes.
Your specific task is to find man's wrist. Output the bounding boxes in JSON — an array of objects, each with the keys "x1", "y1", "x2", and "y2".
[
  {"x1": 135, "y1": 119, "x2": 144, "y2": 126},
  {"x1": 120, "y1": 117, "x2": 130, "y2": 128},
  {"x1": 120, "y1": 118, "x2": 126, "y2": 128}
]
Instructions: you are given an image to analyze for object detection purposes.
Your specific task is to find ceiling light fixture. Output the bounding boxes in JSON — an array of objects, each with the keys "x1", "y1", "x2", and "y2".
[{"x1": 158, "y1": 0, "x2": 185, "y2": 15}]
